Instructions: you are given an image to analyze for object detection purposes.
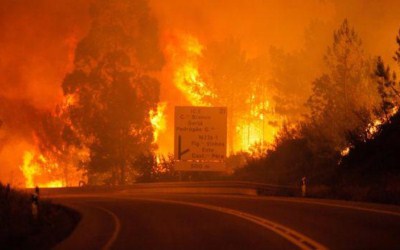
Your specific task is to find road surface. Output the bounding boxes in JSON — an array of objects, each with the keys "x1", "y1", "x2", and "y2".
[{"x1": 45, "y1": 184, "x2": 400, "y2": 250}]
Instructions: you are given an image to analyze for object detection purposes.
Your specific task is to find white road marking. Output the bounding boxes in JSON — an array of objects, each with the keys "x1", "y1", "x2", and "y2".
[
  {"x1": 219, "y1": 195, "x2": 400, "y2": 217},
  {"x1": 121, "y1": 197, "x2": 328, "y2": 250},
  {"x1": 169, "y1": 193, "x2": 400, "y2": 218},
  {"x1": 264, "y1": 197, "x2": 400, "y2": 217},
  {"x1": 51, "y1": 191, "x2": 399, "y2": 249},
  {"x1": 92, "y1": 205, "x2": 121, "y2": 250}
]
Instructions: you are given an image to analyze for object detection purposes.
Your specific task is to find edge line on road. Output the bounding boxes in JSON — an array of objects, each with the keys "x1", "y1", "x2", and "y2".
[
  {"x1": 92, "y1": 205, "x2": 121, "y2": 250},
  {"x1": 172, "y1": 194, "x2": 400, "y2": 218},
  {"x1": 121, "y1": 197, "x2": 328, "y2": 250},
  {"x1": 240, "y1": 196, "x2": 400, "y2": 217}
]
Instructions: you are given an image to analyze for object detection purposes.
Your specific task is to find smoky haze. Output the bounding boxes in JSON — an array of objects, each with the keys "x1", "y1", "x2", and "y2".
[
  {"x1": 0, "y1": 0, "x2": 90, "y2": 185},
  {"x1": 0, "y1": 0, "x2": 399, "y2": 186}
]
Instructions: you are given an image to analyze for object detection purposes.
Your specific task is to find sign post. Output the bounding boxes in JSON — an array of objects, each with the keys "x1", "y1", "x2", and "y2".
[{"x1": 174, "y1": 106, "x2": 227, "y2": 171}]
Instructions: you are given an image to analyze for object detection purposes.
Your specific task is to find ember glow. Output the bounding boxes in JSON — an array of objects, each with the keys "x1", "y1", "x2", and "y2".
[{"x1": 341, "y1": 147, "x2": 350, "y2": 157}]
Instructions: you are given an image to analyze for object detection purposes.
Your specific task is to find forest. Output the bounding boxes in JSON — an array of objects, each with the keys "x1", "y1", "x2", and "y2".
[{"x1": 0, "y1": 0, "x2": 399, "y2": 204}]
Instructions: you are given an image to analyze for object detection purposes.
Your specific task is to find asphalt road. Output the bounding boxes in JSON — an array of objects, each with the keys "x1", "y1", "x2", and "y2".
[{"x1": 47, "y1": 186, "x2": 400, "y2": 250}]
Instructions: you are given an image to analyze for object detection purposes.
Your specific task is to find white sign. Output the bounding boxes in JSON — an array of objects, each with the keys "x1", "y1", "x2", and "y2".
[
  {"x1": 174, "y1": 161, "x2": 226, "y2": 171},
  {"x1": 174, "y1": 106, "x2": 227, "y2": 171}
]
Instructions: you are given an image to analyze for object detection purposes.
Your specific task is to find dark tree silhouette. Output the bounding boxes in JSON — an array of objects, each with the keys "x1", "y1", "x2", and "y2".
[
  {"x1": 307, "y1": 19, "x2": 378, "y2": 151},
  {"x1": 62, "y1": 0, "x2": 164, "y2": 185},
  {"x1": 199, "y1": 38, "x2": 255, "y2": 153},
  {"x1": 375, "y1": 57, "x2": 400, "y2": 118},
  {"x1": 375, "y1": 30, "x2": 400, "y2": 118}
]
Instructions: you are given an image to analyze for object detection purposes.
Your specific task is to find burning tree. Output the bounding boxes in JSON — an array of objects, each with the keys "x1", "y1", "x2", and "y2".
[
  {"x1": 306, "y1": 19, "x2": 379, "y2": 152},
  {"x1": 199, "y1": 39, "x2": 280, "y2": 153},
  {"x1": 163, "y1": 34, "x2": 282, "y2": 155},
  {"x1": 199, "y1": 39, "x2": 252, "y2": 152},
  {"x1": 62, "y1": 0, "x2": 164, "y2": 185}
]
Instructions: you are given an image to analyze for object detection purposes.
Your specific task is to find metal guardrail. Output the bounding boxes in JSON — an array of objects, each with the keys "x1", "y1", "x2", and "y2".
[{"x1": 36, "y1": 181, "x2": 298, "y2": 197}]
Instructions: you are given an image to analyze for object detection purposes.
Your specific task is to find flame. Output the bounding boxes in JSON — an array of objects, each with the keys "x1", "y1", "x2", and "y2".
[
  {"x1": 367, "y1": 119, "x2": 382, "y2": 137},
  {"x1": 153, "y1": 154, "x2": 165, "y2": 173},
  {"x1": 18, "y1": 92, "x2": 89, "y2": 188},
  {"x1": 341, "y1": 107, "x2": 399, "y2": 157},
  {"x1": 161, "y1": 32, "x2": 282, "y2": 156},
  {"x1": 20, "y1": 148, "x2": 89, "y2": 188},
  {"x1": 41, "y1": 180, "x2": 64, "y2": 188},
  {"x1": 20, "y1": 144, "x2": 89, "y2": 188},
  {"x1": 150, "y1": 102, "x2": 167, "y2": 143},
  {"x1": 64, "y1": 93, "x2": 78, "y2": 108},
  {"x1": 362, "y1": 107, "x2": 399, "y2": 142},
  {"x1": 17, "y1": 28, "x2": 284, "y2": 185},
  {"x1": 341, "y1": 147, "x2": 350, "y2": 156},
  {"x1": 20, "y1": 151, "x2": 65, "y2": 188},
  {"x1": 21, "y1": 152, "x2": 37, "y2": 188},
  {"x1": 236, "y1": 99, "x2": 281, "y2": 152},
  {"x1": 166, "y1": 33, "x2": 215, "y2": 106}
]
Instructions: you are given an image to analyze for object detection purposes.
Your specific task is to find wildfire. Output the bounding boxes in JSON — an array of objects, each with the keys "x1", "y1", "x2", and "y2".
[
  {"x1": 64, "y1": 93, "x2": 78, "y2": 108},
  {"x1": 366, "y1": 107, "x2": 399, "y2": 138},
  {"x1": 20, "y1": 143, "x2": 89, "y2": 188},
  {"x1": 341, "y1": 147, "x2": 350, "y2": 156},
  {"x1": 18, "y1": 30, "x2": 287, "y2": 187},
  {"x1": 20, "y1": 151, "x2": 64, "y2": 188},
  {"x1": 18, "y1": 90, "x2": 90, "y2": 188},
  {"x1": 20, "y1": 133, "x2": 90, "y2": 188},
  {"x1": 367, "y1": 119, "x2": 382, "y2": 137},
  {"x1": 236, "y1": 99, "x2": 281, "y2": 152},
  {"x1": 166, "y1": 33, "x2": 215, "y2": 106},
  {"x1": 160, "y1": 32, "x2": 283, "y2": 156},
  {"x1": 341, "y1": 107, "x2": 400, "y2": 158},
  {"x1": 150, "y1": 102, "x2": 167, "y2": 143}
]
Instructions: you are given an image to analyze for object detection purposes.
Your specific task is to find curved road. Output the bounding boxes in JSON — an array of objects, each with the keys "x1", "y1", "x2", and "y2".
[{"x1": 48, "y1": 187, "x2": 400, "y2": 250}]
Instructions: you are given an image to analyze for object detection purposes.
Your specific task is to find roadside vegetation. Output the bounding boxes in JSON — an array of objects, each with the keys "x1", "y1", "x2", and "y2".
[
  {"x1": 137, "y1": 22, "x2": 400, "y2": 205},
  {"x1": 230, "y1": 23, "x2": 400, "y2": 204},
  {"x1": 0, "y1": 183, "x2": 80, "y2": 249},
  {"x1": 5, "y1": 0, "x2": 397, "y2": 206}
]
